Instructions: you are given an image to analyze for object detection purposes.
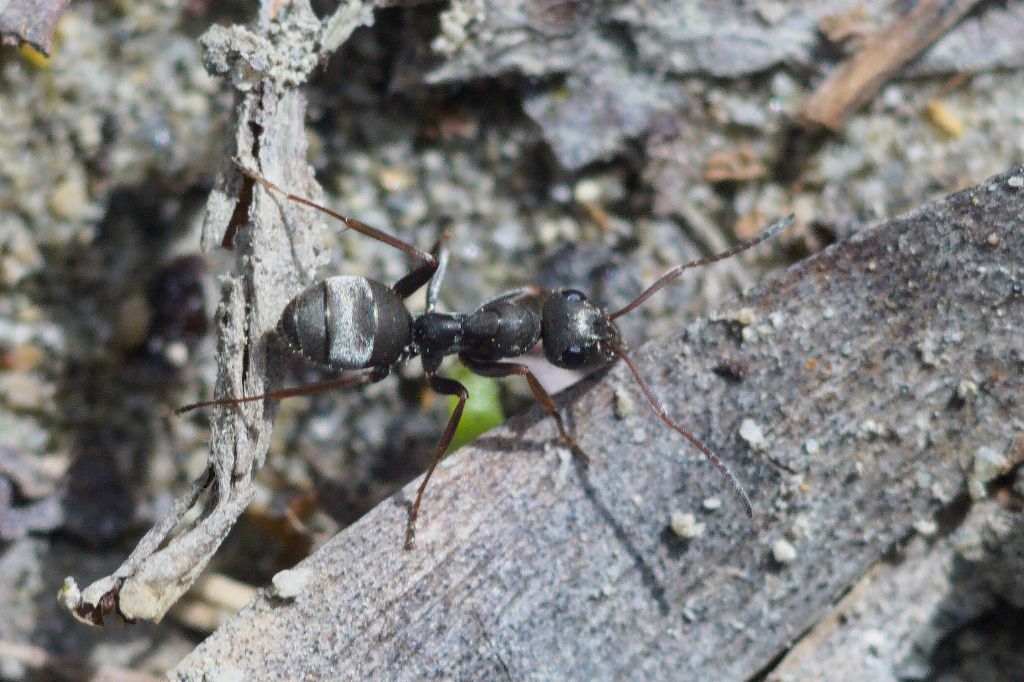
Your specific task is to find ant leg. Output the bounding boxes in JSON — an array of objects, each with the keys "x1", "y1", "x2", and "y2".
[
  {"x1": 393, "y1": 231, "x2": 450, "y2": 301},
  {"x1": 424, "y1": 233, "x2": 451, "y2": 311},
  {"x1": 405, "y1": 374, "x2": 468, "y2": 550},
  {"x1": 175, "y1": 366, "x2": 391, "y2": 415},
  {"x1": 231, "y1": 158, "x2": 435, "y2": 265},
  {"x1": 460, "y1": 357, "x2": 588, "y2": 465},
  {"x1": 476, "y1": 284, "x2": 544, "y2": 309}
]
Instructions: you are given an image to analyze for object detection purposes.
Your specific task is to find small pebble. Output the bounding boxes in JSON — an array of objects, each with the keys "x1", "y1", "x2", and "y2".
[
  {"x1": 917, "y1": 337, "x2": 939, "y2": 367},
  {"x1": 913, "y1": 518, "x2": 938, "y2": 537},
  {"x1": 573, "y1": 179, "x2": 601, "y2": 203},
  {"x1": 377, "y1": 167, "x2": 413, "y2": 192},
  {"x1": 986, "y1": 233, "x2": 999, "y2": 246},
  {"x1": 863, "y1": 629, "x2": 887, "y2": 656},
  {"x1": 973, "y1": 445, "x2": 1008, "y2": 482},
  {"x1": 1008, "y1": 175, "x2": 1024, "y2": 188},
  {"x1": 550, "y1": 184, "x2": 571, "y2": 203},
  {"x1": 860, "y1": 419, "x2": 885, "y2": 438},
  {"x1": 670, "y1": 511, "x2": 704, "y2": 539},
  {"x1": 739, "y1": 418, "x2": 765, "y2": 448},
  {"x1": 923, "y1": 100, "x2": 965, "y2": 139},
  {"x1": 969, "y1": 445, "x2": 1009, "y2": 500},
  {"x1": 702, "y1": 497, "x2": 722, "y2": 511},
  {"x1": 272, "y1": 567, "x2": 314, "y2": 599},
  {"x1": 2, "y1": 343, "x2": 44, "y2": 371},
  {"x1": 164, "y1": 341, "x2": 189, "y2": 367},
  {"x1": 771, "y1": 538, "x2": 797, "y2": 565},
  {"x1": 955, "y1": 379, "x2": 978, "y2": 402},
  {"x1": 756, "y1": 0, "x2": 788, "y2": 24},
  {"x1": 613, "y1": 386, "x2": 635, "y2": 419},
  {"x1": 0, "y1": 372, "x2": 53, "y2": 410},
  {"x1": 0, "y1": 656, "x2": 26, "y2": 680},
  {"x1": 734, "y1": 307, "x2": 757, "y2": 325},
  {"x1": 49, "y1": 176, "x2": 90, "y2": 221},
  {"x1": 804, "y1": 438, "x2": 820, "y2": 455}
]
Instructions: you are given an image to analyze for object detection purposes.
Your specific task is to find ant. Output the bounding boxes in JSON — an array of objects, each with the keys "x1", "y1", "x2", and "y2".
[{"x1": 178, "y1": 160, "x2": 793, "y2": 549}]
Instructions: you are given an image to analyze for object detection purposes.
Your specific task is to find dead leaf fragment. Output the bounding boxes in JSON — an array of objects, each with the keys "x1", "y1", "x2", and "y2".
[
  {"x1": 703, "y1": 145, "x2": 768, "y2": 182},
  {"x1": 0, "y1": 0, "x2": 71, "y2": 56}
]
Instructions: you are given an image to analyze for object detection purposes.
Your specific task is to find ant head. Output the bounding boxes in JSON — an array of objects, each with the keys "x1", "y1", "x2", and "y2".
[{"x1": 541, "y1": 289, "x2": 621, "y2": 370}]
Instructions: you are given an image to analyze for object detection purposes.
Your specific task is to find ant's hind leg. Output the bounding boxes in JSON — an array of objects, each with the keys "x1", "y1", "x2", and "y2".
[
  {"x1": 424, "y1": 233, "x2": 451, "y2": 311},
  {"x1": 460, "y1": 357, "x2": 588, "y2": 465},
  {"x1": 405, "y1": 373, "x2": 468, "y2": 550},
  {"x1": 394, "y1": 230, "x2": 451, "y2": 301},
  {"x1": 175, "y1": 366, "x2": 390, "y2": 415},
  {"x1": 231, "y1": 158, "x2": 435, "y2": 266}
]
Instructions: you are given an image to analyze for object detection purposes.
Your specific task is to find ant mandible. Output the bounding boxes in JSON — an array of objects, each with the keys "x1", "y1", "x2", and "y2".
[{"x1": 178, "y1": 160, "x2": 793, "y2": 549}]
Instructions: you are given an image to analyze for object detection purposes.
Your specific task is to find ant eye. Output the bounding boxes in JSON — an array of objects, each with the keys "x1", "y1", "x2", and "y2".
[
  {"x1": 560, "y1": 344, "x2": 587, "y2": 368},
  {"x1": 561, "y1": 289, "x2": 586, "y2": 302}
]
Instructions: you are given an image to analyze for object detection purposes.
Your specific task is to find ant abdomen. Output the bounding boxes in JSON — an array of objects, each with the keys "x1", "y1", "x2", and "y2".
[{"x1": 277, "y1": 276, "x2": 411, "y2": 371}]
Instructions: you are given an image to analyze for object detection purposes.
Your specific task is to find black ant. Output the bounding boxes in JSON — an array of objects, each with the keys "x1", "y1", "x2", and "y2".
[{"x1": 177, "y1": 161, "x2": 793, "y2": 549}]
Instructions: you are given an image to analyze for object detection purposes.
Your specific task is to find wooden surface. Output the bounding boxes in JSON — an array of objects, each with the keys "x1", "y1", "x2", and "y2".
[
  {"x1": 769, "y1": 495, "x2": 1023, "y2": 681},
  {"x1": 169, "y1": 169, "x2": 1024, "y2": 680}
]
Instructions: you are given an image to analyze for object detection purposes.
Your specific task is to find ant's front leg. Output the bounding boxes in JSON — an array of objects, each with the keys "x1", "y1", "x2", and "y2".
[
  {"x1": 460, "y1": 356, "x2": 589, "y2": 465},
  {"x1": 404, "y1": 372, "x2": 468, "y2": 550}
]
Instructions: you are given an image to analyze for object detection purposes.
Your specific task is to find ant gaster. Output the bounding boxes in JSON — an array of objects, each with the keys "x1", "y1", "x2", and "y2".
[{"x1": 178, "y1": 161, "x2": 793, "y2": 550}]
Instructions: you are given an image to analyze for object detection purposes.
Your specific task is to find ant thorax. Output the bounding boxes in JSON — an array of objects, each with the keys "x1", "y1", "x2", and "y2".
[{"x1": 411, "y1": 298, "x2": 542, "y2": 366}]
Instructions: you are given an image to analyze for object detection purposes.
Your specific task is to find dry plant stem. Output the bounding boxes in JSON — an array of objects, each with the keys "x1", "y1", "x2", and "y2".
[
  {"x1": 58, "y1": 0, "x2": 359, "y2": 625},
  {"x1": 798, "y1": 0, "x2": 984, "y2": 131},
  {"x1": 170, "y1": 169, "x2": 1024, "y2": 680}
]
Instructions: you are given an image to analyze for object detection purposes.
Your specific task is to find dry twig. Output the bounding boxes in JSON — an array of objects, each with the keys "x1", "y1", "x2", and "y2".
[
  {"x1": 58, "y1": 0, "x2": 374, "y2": 626},
  {"x1": 798, "y1": 0, "x2": 984, "y2": 131}
]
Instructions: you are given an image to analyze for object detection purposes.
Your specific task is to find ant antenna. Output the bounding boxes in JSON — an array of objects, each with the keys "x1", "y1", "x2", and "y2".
[
  {"x1": 603, "y1": 341, "x2": 754, "y2": 518},
  {"x1": 610, "y1": 214, "x2": 794, "y2": 321}
]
